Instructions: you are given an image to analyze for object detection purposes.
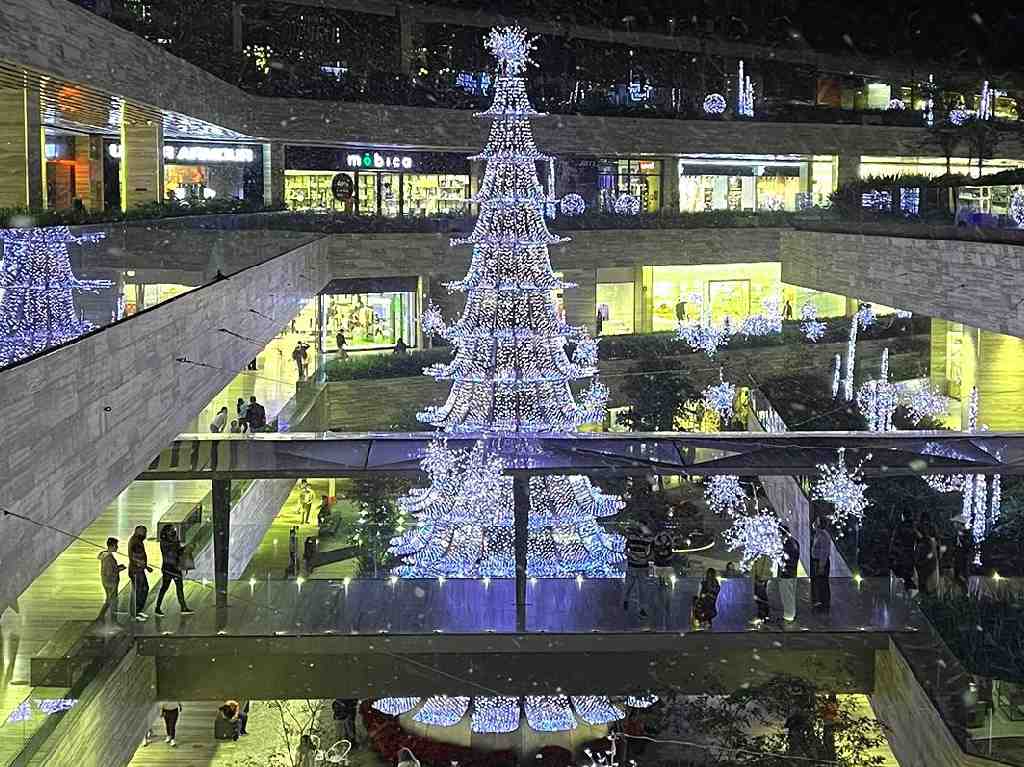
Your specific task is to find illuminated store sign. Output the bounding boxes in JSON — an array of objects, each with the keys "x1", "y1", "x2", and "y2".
[
  {"x1": 347, "y1": 152, "x2": 414, "y2": 170},
  {"x1": 107, "y1": 144, "x2": 256, "y2": 163}
]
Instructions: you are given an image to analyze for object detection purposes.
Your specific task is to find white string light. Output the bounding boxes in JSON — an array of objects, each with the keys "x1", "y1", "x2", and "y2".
[
  {"x1": 701, "y1": 368, "x2": 736, "y2": 421},
  {"x1": 799, "y1": 302, "x2": 826, "y2": 342},
  {"x1": 723, "y1": 510, "x2": 785, "y2": 571},
  {"x1": 703, "y1": 475, "x2": 746, "y2": 517},
  {"x1": 703, "y1": 93, "x2": 726, "y2": 115}
]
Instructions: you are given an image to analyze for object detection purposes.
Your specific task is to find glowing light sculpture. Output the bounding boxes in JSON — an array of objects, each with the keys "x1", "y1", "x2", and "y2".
[
  {"x1": 471, "y1": 697, "x2": 521, "y2": 733},
  {"x1": 703, "y1": 474, "x2": 746, "y2": 517},
  {"x1": 390, "y1": 26, "x2": 624, "y2": 579},
  {"x1": 799, "y1": 302, "x2": 827, "y2": 342},
  {"x1": 374, "y1": 698, "x2": 420, "y2": 716},
  {"x1": 737, "y1": 60, "x2": 754, "y2": 116},
  {"x1": 723, "y1": 511, "x2": 785, "y2": 571},
  {"x1": 812, "y1": 447, "x2": 871, "y2": 534},
  {"x1": 701, "y1": 369, "x2": 736, "y2": 421},
  {"x1": 613, "y1": 194, "x2": 641, "y2": 215},
  {"x1": 703, "y1": 93, "x2": 726, "y2": 115},
  {"x1": 561, "y1": 193, "x2": 586, "y2": 217},
  {"x1": 413, "y1": 696, "x2": 470, "y2": 726},
  {"x1": 0, "y1": 227, "x2": 111, "y2": 367},
  {"x1": 1010, "y1": 191, "x2": 1024, "y2": 227},
  {"x1": 905, "y1": 384, "x2": 950, "y2": 425},
  {"x1": 856, "y1": 348, "x2": 897, "y2": 431},
  {"x1": 525, "y1": 696, "x2": 575, "y2": 732}
]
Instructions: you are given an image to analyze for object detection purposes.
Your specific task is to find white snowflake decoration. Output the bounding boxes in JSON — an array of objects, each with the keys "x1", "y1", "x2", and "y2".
[
  {"x1": 678, "y1": 321, "x2": 730, "y2": 357},
  {"x1": 723, "y1": 512, "x2": 785, "y2": 571},
  {"x1": 703, "y1": 93, "x2": 726, "y2": 115},
  {"x1": 888, "y1": 98, "x2": 906, "y2": 110},
  {"x1": 420, "y1": 301, "x2": 447, "y2": 339},
  {"x1": 905, "y1": 384, "x2": 949, "y2": 425},
  {"x1": 561, "y1": 193, "x2": 586, "y2": 217},
  {"x1": 812, "y1": 447, "x2": 871, "y2": 533},
  {"x1": 949, "y1": 108, "x2": 970, "y2": 126},
  {"x1": 484, "y1": 26, "x2": 537, "y2": 74},
  {"x1": 613, "y1": 194, "x2": 640, "y2": 216},
  {"x1": 702, "y1": 370, "x2": 736, "y2": 421},
  {"x1": 704, "y1": 475, "x2": 746, "y2": 517}
]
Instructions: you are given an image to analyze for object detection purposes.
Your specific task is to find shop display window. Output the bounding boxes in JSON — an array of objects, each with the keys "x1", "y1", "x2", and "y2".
[
  {"x1": 596, "y1": 282, "x2": 635, "y2": 336},
  {"x1": 402, "y1": 174, "x2": 470, "y2": 216},
  {"x1": 322, "y1": 292, "x2": 417, "y2": 351},
  {"x1": 597, "y1": 159, "x2": 662, "y2": 213},
  {"x1": 285, "y1": 171, "x2": 355, "y2": 212},
  {"x1": 648, "y1": 263, "x2": 782, "y2": 332}
]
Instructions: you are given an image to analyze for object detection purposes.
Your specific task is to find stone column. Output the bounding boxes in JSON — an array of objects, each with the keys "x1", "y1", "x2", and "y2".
[
  {"x1": 660, "y1": 156, "x2": 679, "y2": 214},
  {"x1": 212, "y1": 479, "x2": 232, "y2": 610},
  {"x1": 120, "y1": 103, "x2": 163, "y2": 211},
  {"x1": 396, "y1": 6, "x2": 417, "y2": 74},
  {"x1": 836, "y1": 154, "x2": 861, "y2": 188},
  {"x1": 513, "y1": 474, "x2": 529, "y2": 633},
  {"x1": 265, "y1": 141, "x2": 285, "y2": 207},
  {"x1": 0, "y1": 86, "x2": 44, "y2": 209},
  {"x1": 562, "y1": 267, "x2": 597, "y2": 336}
]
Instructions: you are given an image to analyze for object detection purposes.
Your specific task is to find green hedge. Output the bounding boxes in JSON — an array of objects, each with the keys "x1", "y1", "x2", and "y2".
[
  {"x1": 0, "y1": 199, "x2": 285, "y2": 228},
  {"x1": 324, "y1": 347, "x2": 451, "y2": 381}
]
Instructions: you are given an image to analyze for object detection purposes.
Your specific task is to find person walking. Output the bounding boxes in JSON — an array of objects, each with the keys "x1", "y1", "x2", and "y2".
[
  {"x1": 298, "y1": 480, "x2": 315, "y2": 524},
  {"x1": 292, "y1": 341, "x2": 308, "y2": 380},
  {"x1": 236, "y1": 397, "x2": 249, "y2": 432},
  {"x1": 915, "y1": 519, "x2": 940, "y2": 596},
  {"x1": 155, "y1": 526, "x2": 193, "y2": 616},
  {"x1": 246, "y1": 396, "x2": 267, "y2": 431},
  {"x1": 779, "y1": 524, "x2": 800, "y2": 622},
  {"x1": 160, "y1": 701, "x2": 182, "y2": 746},
  {"x1": 128, "y1": 526, "x2": 153, "y2": 621},
  {"x1": 951, "y1": 517, "x2": 973, "y2": 595},
  {"x1": 97, "y1": 537, "x2": 125, "y2": 623},
  {"x1": 810, "y1": 517, "x2": 833, "y2": 611},
  {"x1": 890, "y1": 511, "x2": 919, "y2": 594},
  {"x1": 692, "y1": 567, "x2": 720, "y2": 629},
  {"x1": 751, "y1": 553, "x2": 773, "y2": 624},
  {"x1": 622, "y1": 523, "x2": 652, "y2": 618},
  {"x1": 336, "y1": 330, "x2": 348, "y2": 359},
  {"x1": 210, "y1": 406, "x2": 229, "y2": 433}
]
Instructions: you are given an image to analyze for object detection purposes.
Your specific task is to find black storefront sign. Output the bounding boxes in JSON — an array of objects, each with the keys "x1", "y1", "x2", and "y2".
[{"x1": 286, "y1": 146, "x2": 470, "y2": 175}]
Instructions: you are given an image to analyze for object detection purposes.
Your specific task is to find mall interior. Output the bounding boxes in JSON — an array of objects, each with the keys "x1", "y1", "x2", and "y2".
[{"x1": 1, "y1": 1, "x2": 1024, "y2": 766}]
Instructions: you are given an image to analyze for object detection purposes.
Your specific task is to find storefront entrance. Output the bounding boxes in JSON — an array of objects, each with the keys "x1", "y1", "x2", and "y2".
[{"x1": 320, "y1": 276, "x2": 420, "y2": 352}]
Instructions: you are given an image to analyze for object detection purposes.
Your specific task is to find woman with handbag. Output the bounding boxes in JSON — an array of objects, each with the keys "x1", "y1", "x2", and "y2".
[{"x1": 155, "y1": 526, "x2": 194, "y2": 616}]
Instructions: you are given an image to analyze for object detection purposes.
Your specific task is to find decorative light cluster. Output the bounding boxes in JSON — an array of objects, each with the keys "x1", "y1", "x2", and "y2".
[
  {"x1": 949, "y1": 108, "x2": 970, "y2": 126},
  {"x1": 677, "y1": 296, "x2": 782, "y2": 357},
  {"x1": 856, "y1": 348, "x2": 897, "y2": 431},
  {"x1": 978, "y1": 81, "x2": 993, "y2": 120},
  {"x1": 737, "y1": 60, "x2": 755, "y2": 117},
  {"x1": 905, "y1": 384, "x2": 950, "y2": 424},
  {"x1": 895, "y1": 308, "x2": 913, "y2": 319},
  {"x1": 831, "y1": 353, "x2": 842, "y2": 398},
  {"x1": 925, "y1": 73, "x2": 935, "y2": 127},
  {"x1": 703, "y1": 474, "x2": 746, "y2": 516},
  {"x1": 799, "y1": 302, "x2": 827, "y2": 342},
  {"x1": 395, "y1": 29, "x2": 625, "y2": 579},
  {"x1": 723, "y1": 511, "x2": 785, "y2": 571},
  {"x1": 5, "y1": 698, "x2": 77, "y2": 723},
  {"x1": 375, "y1": 695, "x2": 651, "y2": 733},
  {"x1": 900, "y1": 187, "x2": 920, "y2": 216},
  {"x1": 842, "y1": 314, "x2": 859, "y2": 401},
  {"x1": 737, "y1": 298, "x2": 783, "y2": 337},
  {"x1": 812, "y1": 447, "x2": 871, "y2": 533},
  {"x1": 795, "y1": 192, "x2": 813, "y2": 210},
  {"x1": 861, "y1": 191, "x2": 892, "y2": 211},
  {"x1": 0, "y1": 227, "x2": 112, "y2": 367},
  {"x1": 888, "y1": 98, "x2": 906, "y2": 110},
  {"x1": 561, "y1": 193, "x2": 586, "y2": 217},
  {"x1": 856, "y1": 303, "x2": 876, "y2": 330},
  {"x1": 703, "y1": 93, "x2": 726, "y2": 115},
  {"x1": 701, "y1": 369, "x2": 736, "y2": 421},
  {"x1": 1010, "y1": 191, "x2": 1024, "y2": 227},
  {"x1": 613, "y1": 194, "x2": 640, "y2": 216}
]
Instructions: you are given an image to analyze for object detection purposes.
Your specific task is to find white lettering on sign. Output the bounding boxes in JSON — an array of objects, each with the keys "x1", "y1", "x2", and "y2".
[
  {"x1": 107, "y1": 144, "x2": 255, "y2": 163},
  {"x1": 346, "y1": 151, "x2": 414, "y2": 170}
]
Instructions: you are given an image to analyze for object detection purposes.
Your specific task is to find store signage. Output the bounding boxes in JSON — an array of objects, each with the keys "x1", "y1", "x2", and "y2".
[
  {"x1": 331, "y1": 173, "x2": 354, "y2": 201},
  {"x1": 347, "y1": 152, "x2": 414, "y2": 170},
  {"x1": 107, "y1": 144, "x2": 256, "y2": 163}
]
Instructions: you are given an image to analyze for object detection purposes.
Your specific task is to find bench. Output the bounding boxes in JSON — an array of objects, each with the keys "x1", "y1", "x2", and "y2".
[
  {"x1": 30, "y1": 620, "x2": 97, "y2": 687},
  {"x1": 157, "y1": 501, "x2": 203, "y2": 545}
]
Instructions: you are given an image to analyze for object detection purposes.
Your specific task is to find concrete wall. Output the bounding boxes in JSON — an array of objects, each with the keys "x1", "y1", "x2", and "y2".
[
  {"x1": 871, "y1": 642, "x2": 996, "y2": 767},
  {"x1": 26, "y1": 648, "x2": 157, "y2": 767},
  {"x1": 191, "y1": 479, "x2": 297, "y2": 581},
  {"x1": 0, "y1": 234, "x2": 329, "y2": 610},
  {"x1": 781, "y1": 229, "x2": 1024, "y2": 339}
]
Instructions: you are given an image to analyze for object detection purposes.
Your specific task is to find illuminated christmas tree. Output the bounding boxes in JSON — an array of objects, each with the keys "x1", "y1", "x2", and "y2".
[
  {"x1": 390, "y1": 27, "x2": 624, "y2": 578},
  {"x1": 0, "y1": 226, "x2": 109, "y2": 367}
]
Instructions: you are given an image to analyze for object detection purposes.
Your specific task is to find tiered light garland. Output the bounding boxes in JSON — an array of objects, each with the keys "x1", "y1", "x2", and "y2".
[
  {"x1": 812, "y1": 447, "x2": 871, "y2": 534},
  {"x1": 799, "y1": 302, "x2": 827, "y2": 342},
  {"x1": 0, "y1": 227, "x2": 112, "y2": 367},
  {"x1": 392, "y1": 26, "x2": 624, "y2": 579},
  {"x1": 701, "y1": 368, "x2": 736, "y2": 421}
]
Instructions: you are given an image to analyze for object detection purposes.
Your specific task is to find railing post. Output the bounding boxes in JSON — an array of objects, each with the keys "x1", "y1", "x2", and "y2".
[
  {"x1": 513, "y1": 475, "x2": 530, "y2": 633},
  {"x1": 212, "y1": 479, "x2": 232, "y2": 611}
]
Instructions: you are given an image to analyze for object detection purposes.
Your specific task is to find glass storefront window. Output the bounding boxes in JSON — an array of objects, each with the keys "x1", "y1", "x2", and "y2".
[
  {"x1": 402, "y1": 174, "x2": 470, "y2": 216},
  {"x1": 322, "y1": 292, "x2": 417, "y2": 351},
  {"x1": 285, "y1": 171, "x2": 355, "y2": 212},
  {"x1": 596, "y1": 282, "x2": 635, "y2": 336},
  {"x1": 648, "y1": 263, "x2": 782, "y2": 332},
  {"x1": 597, "y1": 159, "x2": 662, "y2": 213},
  {"x1": 860, "y1": 156, "x2": 1024, "y2": 180},
  {"x1": 677, "y1": 156, "x2": 810, "y2": 212}
]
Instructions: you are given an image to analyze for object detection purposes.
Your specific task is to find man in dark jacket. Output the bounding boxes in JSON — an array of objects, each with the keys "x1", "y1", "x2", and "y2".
[
  {"x1": 622, "y1": 523, "x2": 652, "y2": 618},
  {"x1": 890, "y1": 511, "x2": 919, "y2": 593},
  {"x1": 779, "y1": 523, "x2": 800, "y2": 622},
  {"x1": 128, "y1": 526, "x2": 153, "y2": 621},
  {"x1": 155, "y1": 526, "x2": 193, "y2": 616},
  {"x1": 246, "y1": 396, "x2": 267, "y2": 431}
]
